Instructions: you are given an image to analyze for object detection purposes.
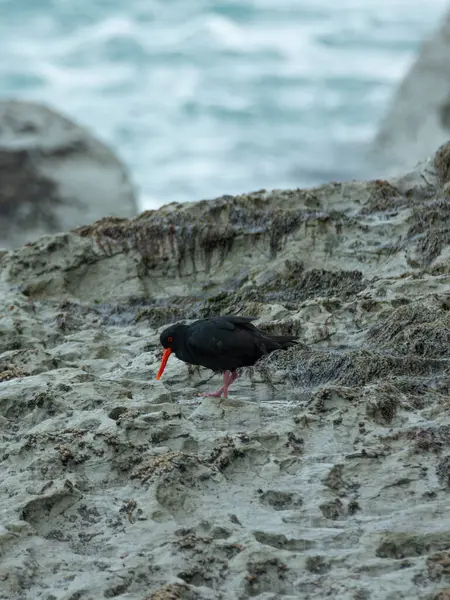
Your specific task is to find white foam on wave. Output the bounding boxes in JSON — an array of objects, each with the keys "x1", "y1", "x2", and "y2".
[{"x1": 35, "y1": 61, "x2": 133, "y2": 88}]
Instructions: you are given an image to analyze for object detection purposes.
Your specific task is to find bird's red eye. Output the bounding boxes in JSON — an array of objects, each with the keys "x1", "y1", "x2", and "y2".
[{"x1": 168, "y1": 336, "x2": 173, "y2": 343}]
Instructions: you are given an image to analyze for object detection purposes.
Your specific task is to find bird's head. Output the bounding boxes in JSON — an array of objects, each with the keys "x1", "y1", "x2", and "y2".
[{"x1": 155, "y1": 323, "x2": 186, "y2": 380}]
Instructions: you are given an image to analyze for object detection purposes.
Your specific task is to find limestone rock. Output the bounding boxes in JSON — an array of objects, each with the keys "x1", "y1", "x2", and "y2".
[
  {"x1": 0, "y1": 100, "x2": 138, "y2": 249},
  {"x1": 0, "y1": 143, "x2": 449, "y2": 599}
]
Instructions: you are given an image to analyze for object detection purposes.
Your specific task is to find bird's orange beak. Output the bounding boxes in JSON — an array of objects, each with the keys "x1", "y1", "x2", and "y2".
[{"x1": 156, "y1": 348, "x2": 172, "y2": 380}]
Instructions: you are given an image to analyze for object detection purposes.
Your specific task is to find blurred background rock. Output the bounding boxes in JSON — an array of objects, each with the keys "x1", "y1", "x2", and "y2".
[{"x1": 0, "y1": 100, "x2": 137, "y2": 249}]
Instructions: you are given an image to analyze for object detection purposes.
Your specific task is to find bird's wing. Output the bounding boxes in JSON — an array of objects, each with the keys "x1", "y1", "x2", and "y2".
[
  {"x1": 186, "y1": 318, "x2": 259, "y2": 360},
  {"x1": 211, "y1": 315, "x2": 259, "y2": 331},
  {"x1": 222, "y1": 316, "x2": 258, "y2": 325}
]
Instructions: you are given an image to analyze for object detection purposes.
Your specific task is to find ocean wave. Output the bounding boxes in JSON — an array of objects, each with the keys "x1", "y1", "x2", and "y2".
[{"x1": 0, "y1": 0, "x2": 448, "y2": 208}]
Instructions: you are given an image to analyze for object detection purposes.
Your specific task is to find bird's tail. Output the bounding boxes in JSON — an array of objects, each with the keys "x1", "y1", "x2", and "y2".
[{"x1": 265, "y1": 333, "x2": 298, "y2": 350}]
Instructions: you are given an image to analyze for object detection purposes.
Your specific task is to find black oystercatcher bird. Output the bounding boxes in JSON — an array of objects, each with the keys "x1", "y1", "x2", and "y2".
[{"x1": 155, "y1": 316, "x2": 297, "y2": 398}]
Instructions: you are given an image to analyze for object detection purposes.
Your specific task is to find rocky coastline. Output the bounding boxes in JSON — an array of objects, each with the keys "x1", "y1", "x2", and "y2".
[{"x1": 0, "y1": 142, "x2": 449, "y2": 599}]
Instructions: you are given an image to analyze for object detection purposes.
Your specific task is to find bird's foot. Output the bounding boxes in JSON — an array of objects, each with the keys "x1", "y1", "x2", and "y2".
[{"x1": 199, "y1": 390, "x2": 224, "y2": 398}]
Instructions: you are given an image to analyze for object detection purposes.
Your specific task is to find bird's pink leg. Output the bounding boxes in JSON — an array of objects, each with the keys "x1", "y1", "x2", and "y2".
[
  {"x1": 199, "y1": 370, "x2": 241, "y2": 398},
  {"x1": 225, "y1": 370, "x2": 239, "y2": 397},
  {"x1": 199, "y1": 371, "x2": 230, "y2": 398}
]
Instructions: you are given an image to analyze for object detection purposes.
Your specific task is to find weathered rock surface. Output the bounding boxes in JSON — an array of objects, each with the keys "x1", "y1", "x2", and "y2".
[
  {"x1": 370, "y1": 8, "x2": 450, "y2": 175},
  {"x1": 0, "y1": 142, "x2": 449, "y2": 600},
  {"x1": 0, "y1": 100, "x2": 138, "y2": 250}
]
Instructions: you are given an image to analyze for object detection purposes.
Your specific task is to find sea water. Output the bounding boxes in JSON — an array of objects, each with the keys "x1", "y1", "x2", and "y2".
[{"x1": 1, "y1": 0, "x2": 448, "y2": 209}]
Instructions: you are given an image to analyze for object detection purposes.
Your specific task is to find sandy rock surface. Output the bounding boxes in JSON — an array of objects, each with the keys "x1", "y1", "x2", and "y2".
[
  {"x1": 370, "y1": 8, "x2": 450, "y2": 175},
  {"x1": 0, "y1": 100, "x2": 138, "y2": 250},
  {"x1": 0, "y1": 143, "x2": 449, "y2": 600}
]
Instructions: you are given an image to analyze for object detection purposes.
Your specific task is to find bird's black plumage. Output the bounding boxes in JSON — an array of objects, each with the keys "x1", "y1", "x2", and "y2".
[{"x1": 156, "y1": 315, "x2": 297, "y2": 397}]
